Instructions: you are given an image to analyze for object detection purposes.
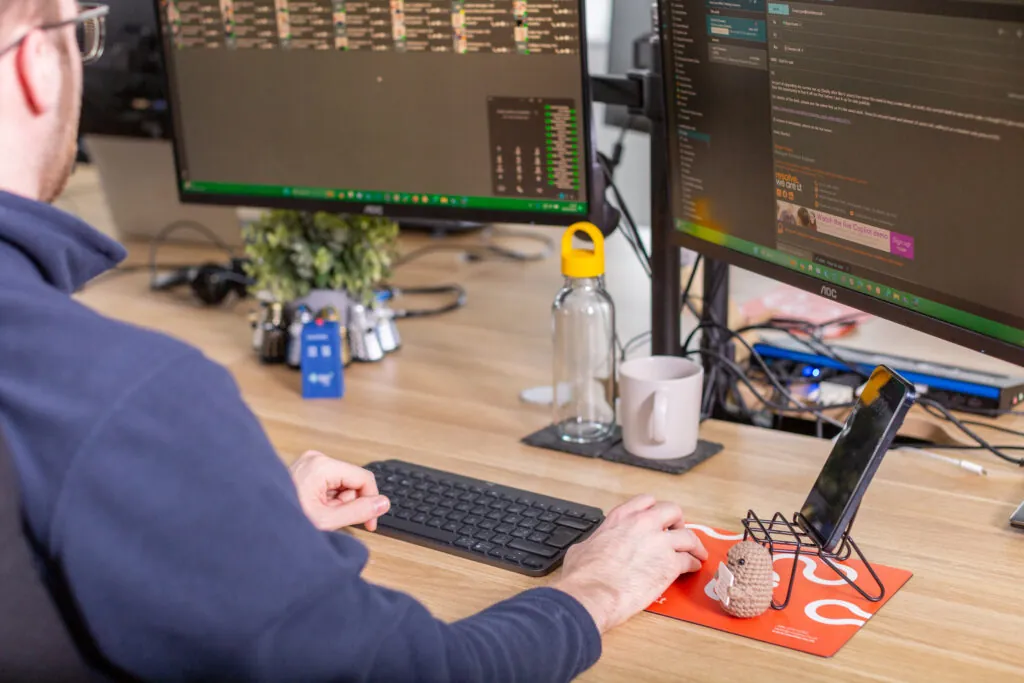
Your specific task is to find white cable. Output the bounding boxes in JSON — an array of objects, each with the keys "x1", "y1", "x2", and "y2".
[{"x1": 898, "y1": 447, "x2": 988, "y2": 476}]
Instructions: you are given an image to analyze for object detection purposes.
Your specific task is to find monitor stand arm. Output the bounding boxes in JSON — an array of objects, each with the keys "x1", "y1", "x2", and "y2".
[
  {"x1": 591, "y1": 55, "x2": 682, "y2": 358},
  {"x1": 592, "y1": 54, "x2": 732, "y2": 409}
]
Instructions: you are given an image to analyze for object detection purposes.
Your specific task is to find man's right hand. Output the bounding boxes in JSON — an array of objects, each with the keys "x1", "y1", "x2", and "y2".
[{"x1": 551, "y1": 495, "x2": 708, "y2": 634}]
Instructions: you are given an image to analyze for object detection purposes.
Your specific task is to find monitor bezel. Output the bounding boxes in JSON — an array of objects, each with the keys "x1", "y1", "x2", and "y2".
[
  {"x1": 676, "y1": 232, "x2": 1024, "y2": 369},
  {"x1": 153, "y1": 0, "x2": 597, "y2": 227}
]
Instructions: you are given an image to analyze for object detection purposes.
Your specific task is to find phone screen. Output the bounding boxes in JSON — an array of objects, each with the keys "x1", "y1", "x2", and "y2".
[{"x1": 800, "y1": 367, "x2": 914, "y2": 550}]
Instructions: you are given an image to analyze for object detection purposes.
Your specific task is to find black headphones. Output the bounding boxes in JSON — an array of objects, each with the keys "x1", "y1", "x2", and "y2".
[{"x1": 150, "y1": 258, "x2": 252, "y2": 306}]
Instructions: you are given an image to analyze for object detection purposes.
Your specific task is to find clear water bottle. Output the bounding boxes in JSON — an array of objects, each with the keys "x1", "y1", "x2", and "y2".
[{"x1": 553, "y1": 222, "x2": 616, "y2": 444}]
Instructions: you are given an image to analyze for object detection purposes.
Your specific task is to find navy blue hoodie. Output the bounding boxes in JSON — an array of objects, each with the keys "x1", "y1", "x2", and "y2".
[{"x1": 0, "y1": 190, "x2": 601, "y2": 682}]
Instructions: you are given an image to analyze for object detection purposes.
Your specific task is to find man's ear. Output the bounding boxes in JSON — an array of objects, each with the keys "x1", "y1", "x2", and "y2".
[{"x1": 15, "y1": 30, "x2": 61, "y2": 116}]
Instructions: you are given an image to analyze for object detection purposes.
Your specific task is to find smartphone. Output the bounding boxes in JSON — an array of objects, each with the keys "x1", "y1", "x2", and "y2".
[
  {"x1": 1012, "y1": 501, "x2": 1024, "y2": 530},
  {"x1": 798, "y1": 366, "x2": 917, "y2": 553}
]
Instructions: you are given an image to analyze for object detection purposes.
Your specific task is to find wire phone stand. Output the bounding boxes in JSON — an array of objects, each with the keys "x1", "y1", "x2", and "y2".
[{"x1": 741, "y1": 509, "x2": 887, "y2": 611}]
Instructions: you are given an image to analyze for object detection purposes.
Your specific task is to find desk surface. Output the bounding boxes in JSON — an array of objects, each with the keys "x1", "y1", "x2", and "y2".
[{"x1": 65, "y1": 168, "x2": 1024, "y2": 682}]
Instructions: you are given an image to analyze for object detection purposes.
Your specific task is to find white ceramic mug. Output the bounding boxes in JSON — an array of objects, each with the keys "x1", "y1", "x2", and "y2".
[{"x1": 619, "y1": 356, "x2": 704, "y2": 460}]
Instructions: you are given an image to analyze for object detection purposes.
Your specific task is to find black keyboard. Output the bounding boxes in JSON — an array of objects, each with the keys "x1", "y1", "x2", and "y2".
[{"x1": 366, "y1": 460, "x2": 604, "y2": 577}]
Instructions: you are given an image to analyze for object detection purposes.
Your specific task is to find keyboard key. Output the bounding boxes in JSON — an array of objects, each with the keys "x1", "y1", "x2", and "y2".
[
  {"x1": 511, "y1": 528, "x2": 530, "y2": 539},
  {"x1": 583, "y1": 513, "x2": 602, "y2": 524},
  {"x1": 447, "y1": 511, "x2": 467, "y2": 522},
  {"x1": 475, "y1": 530, "x2": 495, "y2": 542},
  {"x1": 454, "y1": 537, "x2": 475, "y2": 549},
  {"x1": 455, "y1": 483, "x2": 470, "y2": 491},
  {"x1": 440, "y1": 478, "x2": 456, "y2": 487},
  {"x1": 416, "y1": 504, "x2": 433, "y2": 514},
  {"x1": 504, "y1": 550, "x2": 527, "y2": 563},
  {"x1": 429, "y1": 486, "x2": 446, "y2": 495},
  {"x1": 459, "y1": 492, "x2": 479, "y2": 503},
  {"x1": 508, "y1": 539, "x2": 558, "y2": 559},
  {"x1": 486, "y1": 490, "x2": 502, "y2": 498},
  {"x1": 415, "y1": 482, "x2": 431, "y2": 491},
  {"x1": 395, "y1": 509, "x2": 412, "y2": 520},
  {"x1": 503, "y1": 514, "x2": 522, "y2": 525},
  {"x1": 546, "y1": 528, "x2": 581, "y2": 549},
  {"x1": 439, "y1": 499, "x2": 456, "y2": 509},
  {"x1": 536, "y1": 522, "x2": 556, "y2": 534},
  {"x1": 442, "y1": 521, "x2": 459, "y2": 533},
  {"x1": 516, "y1": 497, "x2": 533, "y2": 505},
  {"x1": 565, "y1": 509, "x2": 585, "y2": 519},
  {"x1": 491, "y1": 534, "x2": 511, "y2": 546},
  {"x1": 519, "y1": 518, "x2": 539, "y2": 530},
  {"x1": 488, "y1": 548, "x2": 504, "y2": 558},
  {"x1": 471, "y1": 506, "x2": 490, "y2": 516},
  {"x1": 399, "y1": 478, "x2": 413, "y2": 488},
  {"x1": 486, "y1": 510, "x2": 504, "y2": 521},
  {"x1": 523, "y1": 557, "x2": 545, "y2": 570},
  {"x1": 549, "y1": 505, "x2": 566, "y2": 515},
  {"x1": 478, "y1": 519, "x2": 498, "y2": 530},
  {"x1": 522, "y1": 508, "x2": 541, "y2": 518},
  {"x1": 556, "y1": 517, "x2": 591, "y2": 531},
  {"x1": 472, "y1": 542, "x2": 495, "y2": 554},
  {"x1": 427, "y1": 517, "x2": 445, "y2": 528},
  {"x1": 528, "y1": 532, "x2": 550, "y2": 544},
  {"x1": 380, "y1": 516, "x2": 456, "y2": 544},
  {"x1": 425, "y1": 495, "x2": 441, "y2": 505},
  {"x1": 490, "y1": 500, "x2": 509, "y2": 511},
  {"x1": 538, "y1": 512, "x2": 559, "y2": 523},
  {"x1": 495, "y1": 523, "x2": 514, "y2": 534},
  {"x1": 507, "y1": 504, "x2": 526, "y2": 514},
  {"x1": 409, "y1": 491, "x2": 425, "y2": 501},
  {"x1": 431, "y1": 507, "x2": 449, "y2": 517},
  {"x1": 532, "y1": 501, "x2": 549, "y2": 510},
  {"x1": 385, "y1": 475, "x2": 399, "y2": 484},
  {"x1": 396, "y1": 488, "x2": 411, "y2": 499},
  {"x1": 455, "y1": 502, "x2": 473, "y2": 513},
  {"x1": 459, "y1": 525, "x2": 477, "y2": 536},
  {"x1": 501, "y1": 494, "x2": 516, "y2": 502},
  {"x1": 470, "y1": 486, "x2": 485, "y2": 494},
  {"x1": 463, "y1": 516, "x2": 481, "y2": 526},
  {"x1": 412, "y1": 513, "x2": 428, "y2": 524}
]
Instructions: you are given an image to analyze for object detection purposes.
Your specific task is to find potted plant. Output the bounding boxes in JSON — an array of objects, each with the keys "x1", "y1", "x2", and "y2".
[{"x1": 243, "y1": 210, "x2": 400, "y2": 312}]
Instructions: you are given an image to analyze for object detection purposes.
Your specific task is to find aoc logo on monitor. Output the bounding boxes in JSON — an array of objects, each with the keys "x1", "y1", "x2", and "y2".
[
  {"x1": 363, "y1": 205, "x2": 384, "y2": 216},
  {"x1": 820, "y1": 285, "x2": 839, "y2": 300}
]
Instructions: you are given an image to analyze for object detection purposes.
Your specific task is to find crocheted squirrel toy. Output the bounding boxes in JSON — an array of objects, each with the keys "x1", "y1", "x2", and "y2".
[{"x1": 714, "y1": 541, "x2": 774, "y2": 618}]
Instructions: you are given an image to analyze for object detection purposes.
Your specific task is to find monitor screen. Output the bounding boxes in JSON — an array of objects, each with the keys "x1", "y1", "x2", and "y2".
[
  {"x1": 659, "y1": 0, "x2": 1024, "y2": 365},
  {"x1": 155, "y1": 0, "x2": 592, "y2": 224},
  {"x1": 81, "y1": 0, "x2": 168, "y2": 139}
]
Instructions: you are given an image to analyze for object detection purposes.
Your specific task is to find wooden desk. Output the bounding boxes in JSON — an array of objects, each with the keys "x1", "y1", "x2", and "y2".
[{"x1": 66, "y1": 171, "x2": 1024, "y2": 682}]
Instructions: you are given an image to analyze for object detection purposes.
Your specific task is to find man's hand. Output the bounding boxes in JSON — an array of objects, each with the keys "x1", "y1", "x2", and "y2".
[
  {"x1": 551, "y1": 495, "x2": 708, "y2": 634},
  {"x1": 290, "y1": 451, "x2": 390, "y2": 531}
]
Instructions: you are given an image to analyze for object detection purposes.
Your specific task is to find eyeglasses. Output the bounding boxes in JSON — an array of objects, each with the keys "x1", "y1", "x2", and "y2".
[{"x1": 0, "y1": 3, "x2": 110, "y2": 65}]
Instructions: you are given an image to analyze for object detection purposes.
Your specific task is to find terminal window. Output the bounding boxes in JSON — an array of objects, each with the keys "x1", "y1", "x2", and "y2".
[
  {"x1": 159, "y1": 0, "x2": 588, "y2": 215},
  {"x1": 663, "y1": 0, "x2": 1024, "y2": 347}
]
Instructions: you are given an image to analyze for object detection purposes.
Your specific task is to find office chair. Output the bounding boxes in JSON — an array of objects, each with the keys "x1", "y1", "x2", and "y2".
[{"x1": 0, "y1": 429, "x2": 107, "y2": 681}]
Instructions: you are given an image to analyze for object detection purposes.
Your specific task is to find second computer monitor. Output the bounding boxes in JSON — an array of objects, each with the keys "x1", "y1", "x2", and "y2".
[
  {"x1": 155, "y1": 0, "x2": 593, "y2": 225},
  {"x1": 659, "y1": 0, "x2": 1024, "y2": 368}
]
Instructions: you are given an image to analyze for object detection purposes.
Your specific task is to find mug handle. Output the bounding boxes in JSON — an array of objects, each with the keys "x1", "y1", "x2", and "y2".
[{"x1": 649, "y1": 389, "x2": 669, "y2": 444}]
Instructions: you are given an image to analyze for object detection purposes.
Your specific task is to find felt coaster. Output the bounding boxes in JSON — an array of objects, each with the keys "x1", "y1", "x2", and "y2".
[{"x1": 522, "y1": 425, "x2": 724, "y2": 475}]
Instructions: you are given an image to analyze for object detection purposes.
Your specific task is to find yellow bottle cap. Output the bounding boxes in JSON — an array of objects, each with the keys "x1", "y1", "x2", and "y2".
[{"x1": 561, "y1": 222, "x2": 605, "y2": 278}]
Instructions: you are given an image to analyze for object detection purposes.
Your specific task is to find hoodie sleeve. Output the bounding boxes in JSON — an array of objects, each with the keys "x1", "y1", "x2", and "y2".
[{"x1": 48, "y1": 350, "x2": 601, "y2": 682}]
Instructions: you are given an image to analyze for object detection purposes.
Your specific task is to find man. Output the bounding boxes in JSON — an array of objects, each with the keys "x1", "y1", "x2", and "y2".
[{"x1": 0, "y1": 1, "x2": 708, "y2": 680}]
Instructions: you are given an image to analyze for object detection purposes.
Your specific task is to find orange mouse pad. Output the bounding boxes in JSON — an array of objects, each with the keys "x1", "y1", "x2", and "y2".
[{"x1": 645, "y1": 524, "x2": 913, "y2": 657}]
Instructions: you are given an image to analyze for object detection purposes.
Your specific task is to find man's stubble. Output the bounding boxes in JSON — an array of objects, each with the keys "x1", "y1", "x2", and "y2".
[{"x1": 39, "y1": 44, "x2": 79, "y2": 204}]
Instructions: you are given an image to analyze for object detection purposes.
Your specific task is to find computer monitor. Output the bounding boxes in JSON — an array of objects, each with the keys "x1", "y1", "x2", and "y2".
[
  {"x1": 657, "y1": 0, "x2": 1024, "y2": 368},
  {"x1": 603, "y1": 0, "x2": 654, "y2": 133},
  {"x1": 154, "y1": 0, "x2": 594, "y2": 227},
  {"x1": 80, "y1": 0, "x2": 169, "y2": 140}
]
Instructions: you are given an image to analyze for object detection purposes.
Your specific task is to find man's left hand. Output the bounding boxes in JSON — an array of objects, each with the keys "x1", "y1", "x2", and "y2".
[{"x1": 290, "y1": 451, "x2": 390, "y2": 531}]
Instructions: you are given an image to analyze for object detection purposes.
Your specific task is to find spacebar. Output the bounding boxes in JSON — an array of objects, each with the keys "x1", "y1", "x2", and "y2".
[{"x1": 379, "y1": 516, "x2": 457, "y2": 544}]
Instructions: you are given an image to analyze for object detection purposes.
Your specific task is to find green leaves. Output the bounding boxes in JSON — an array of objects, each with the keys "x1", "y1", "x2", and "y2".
[{"x1": 244, "y1": 210, "x2": 399, "y2": 304}]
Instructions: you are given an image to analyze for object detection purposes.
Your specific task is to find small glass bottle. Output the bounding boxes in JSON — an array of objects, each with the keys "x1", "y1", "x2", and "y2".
[{"x1": 553, "y1": 222, "x2": 616, "y2": 444}]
